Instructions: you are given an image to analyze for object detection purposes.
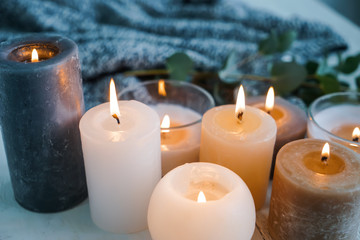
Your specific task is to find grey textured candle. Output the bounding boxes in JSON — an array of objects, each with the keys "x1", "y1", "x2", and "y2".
[{"x1": 0, "y1": 35, "x2": 87, "y2": 212}]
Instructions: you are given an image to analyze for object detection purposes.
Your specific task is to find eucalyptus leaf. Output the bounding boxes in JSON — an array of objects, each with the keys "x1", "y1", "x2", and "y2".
[
  {"x1": 336, "y1": 55, "x2": 360, "y2": 74},
  {"x1": 305, "y1": 61, "x2": 319, "y2": 75},
  {"x1": 270, "y1": 62, "x2": 307, "y2": 94},
  {"x1": 218, "y1": 51, "x2": 242, "y2": 83},
  {"x1": 317, "y1": 74, "x2": 340, "y2": 93},
  {"x1": 258, "y1": 30, "x2": 278, "y2": 55},
  {"x1": 277, "y1": 30, "x2": 297, "y2": 52},
  {"x1": 166, "y1": 52, "x2": 194, "y2": 81}
]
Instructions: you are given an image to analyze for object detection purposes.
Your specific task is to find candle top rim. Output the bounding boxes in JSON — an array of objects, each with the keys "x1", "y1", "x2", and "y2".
[
  {"x1": 276, "y1": 139, "x2": 360, "y2": 192},
  {"x1": 79, "y1": 100, "x2": 160, "y2": 143},
  {"x1": 202, "y1": 104, "x2": 277, "y2": 142},
  {"x1": 0, "y1": 35, "x2": 77, "y2": 70}
]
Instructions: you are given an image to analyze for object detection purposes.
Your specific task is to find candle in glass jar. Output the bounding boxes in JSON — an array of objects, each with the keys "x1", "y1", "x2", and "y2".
[
  {"x1": 200, "y1": 85, "x2": 276, "y2": 210},
  {"x1": 79, "y1": 79, "x2": 161, "y2": 233},
  {"x1": 148, "y1": 162, "x2": 256, "y2": 240},
  {"x1": 307, "y1": 92, "x2": 360, "y2": 153},
  {"x1": 155, "y1": 103, "x2": 202, "y2": 175},
  {"x1": 268, "y1": 139, "x2": 360, "y2": 240}
]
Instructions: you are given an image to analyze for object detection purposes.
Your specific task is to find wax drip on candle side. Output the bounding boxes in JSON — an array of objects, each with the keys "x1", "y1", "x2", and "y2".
[
  {"x1": 235, "y1": 85, "x2": 245, "y2": 123},
  {"x1": 109, "y1": 78, "x2": 121, "y2": 125}
]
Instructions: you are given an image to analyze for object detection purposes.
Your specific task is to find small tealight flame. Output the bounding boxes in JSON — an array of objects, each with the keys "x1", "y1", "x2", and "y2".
[
  {"x1": 158, "y1": 79, "x2": 166, "y2": 97},
  {"x1": 161, "y1": 114, "x2": 170, "y2": 133},
  {"x1": 321, "y1": 142, "x2": 330, "y2": 166},
  {"x1": 352, "y1": 127, "x2": 360, "y2": 142},
  {"x1": 197, "y1": 191, "x2": 206, "y2": 203},
  {"x1": 265, "y1": 86, "x2": 275, "y2": 114},
  {"x1": 31, "y1": 49, "x2": 39, "y2": 62},
  {"x1": 235, "y1": 85, "x2": 245, "y2": 122},
  {"x1": 109, "y1": 78, "x2": 121, "y2": 124}
]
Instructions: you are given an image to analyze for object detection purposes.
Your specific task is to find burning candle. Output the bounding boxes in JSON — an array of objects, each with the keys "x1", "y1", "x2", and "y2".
[
  {"x1": 148, "y1": 162, "x2": 256, "y2": 240},
  {"x1": 79, "y1": 79, "x2": 161, "y2": 233},
  {"x1": 307, "y1": 92, "x2": 360, "y2": 153},
  {"x1": 119, "y1": 80, "x2": 215, "y2": 175},
  {"x1": 247, "y1": 87, "x2": 307, "y2": 176},
  {"x1": 268, "y1": 139, "x2": 360, "y2": 239},
  {"x1": 0, "y1": 35, "x2": 87, "y2": 212},
  {"x1": 200, "y1": 85, "x2": 276, "y2": 210}
]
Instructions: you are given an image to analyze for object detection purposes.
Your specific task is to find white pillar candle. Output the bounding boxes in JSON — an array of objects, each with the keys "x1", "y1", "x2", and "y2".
[
  {"x1": 147, "y1": 162, "x2": 256, "y2": 240},
  {"x1": 79, "y1": 79, "x2": 161, "y2": 233},
  {"x1": 153, "y1": 103, "x2": 201, "y2": 175},
  {"x1": 200, "y1": 86, "x2": 277, "y2": 210}
]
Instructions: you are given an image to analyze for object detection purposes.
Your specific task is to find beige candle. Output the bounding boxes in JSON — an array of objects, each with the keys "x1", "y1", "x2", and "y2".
[
  {"x1": 247, "y1": 87, "x2": 307, "y2": 161},
  {"x1": 200, "y1": 86, "x2": 276, "y2": 210},
  {"x1": 268, "y1": 139, "x2": 360, "y2": 240}
]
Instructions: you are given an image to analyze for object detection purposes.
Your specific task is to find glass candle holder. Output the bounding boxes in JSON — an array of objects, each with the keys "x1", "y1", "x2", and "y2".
[
  {"x1": 307, "y1": 92, "x2": 360, "y2": 153},
  {"x1": 119, "y1": 80, "x2": 215, "y2": 175}
]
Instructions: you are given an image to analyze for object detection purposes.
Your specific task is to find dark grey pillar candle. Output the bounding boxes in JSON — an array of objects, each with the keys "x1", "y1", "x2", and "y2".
[{"x1": 0, "y1": 35, "x2": 87, "y2": 212}]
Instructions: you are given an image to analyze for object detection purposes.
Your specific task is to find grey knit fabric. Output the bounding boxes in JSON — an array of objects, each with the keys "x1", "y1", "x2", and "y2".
[{"x1": 0, "y1": 0, "x2": 347, "y2": 108}]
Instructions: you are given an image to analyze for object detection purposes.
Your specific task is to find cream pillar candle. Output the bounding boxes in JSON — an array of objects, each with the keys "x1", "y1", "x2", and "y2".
[
  {"x1": 79, "y1": 79, "x2": 161, "y2": 233},
  {"x1": 247, "y1": 87, "x2": 307, "y2": 177},
  {"x1": 200, "y1": 86, "x2": 277, "y2": 210},
  {"x1": 268, "y1": 139, "x2": 360, "y2": 240},
  {"x1": 147, "y1": 162, "x2": 256, "y2": 240}
]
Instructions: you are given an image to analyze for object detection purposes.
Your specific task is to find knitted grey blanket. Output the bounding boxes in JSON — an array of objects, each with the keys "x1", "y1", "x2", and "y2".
[{"x1": 0, "y1": 0, "x2": 347, "y2": 108}]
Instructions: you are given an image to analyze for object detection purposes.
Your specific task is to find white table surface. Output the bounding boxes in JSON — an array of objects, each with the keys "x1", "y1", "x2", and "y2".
[{"x1": 1, "y1": 0, "x2": 360, "y2": 239}]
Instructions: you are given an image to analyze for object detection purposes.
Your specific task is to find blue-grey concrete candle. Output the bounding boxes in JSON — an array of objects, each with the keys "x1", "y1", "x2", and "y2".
[{"x1": 0, "y1": 35, "x2": 87, "y2": 212}]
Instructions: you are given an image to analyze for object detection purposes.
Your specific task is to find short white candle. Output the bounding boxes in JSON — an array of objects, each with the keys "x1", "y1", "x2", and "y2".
[
  {"x1": 200, "y1": 86, "x2": 277, "y2": 210},
  {"x1": 79, "y1": 79, "x2": 161, "y2": 233},
  {"x1": 154, "y1": 103, "x2": 201, "y2": 175},
  {"x1": 147, "y1": 162, "x2": 256, "y2": 240}
]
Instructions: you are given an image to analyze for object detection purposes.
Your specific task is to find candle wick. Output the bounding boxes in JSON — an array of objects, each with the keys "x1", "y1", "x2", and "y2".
[
  {"x1": 112, "y1": 114, "x2": 120, "y2": 125},
  {"x1": 267, "y1": 110, "x2": 271, "y2": 115},
  {"x1": 237, "y1": 111, "x2": 244, "y2": 123},
  {"x1": 353, "y1": 136, "x2": 359, "y2": 142},
  {"x1": 321, "y1": 156, "x2": 328, "y2": 166}
]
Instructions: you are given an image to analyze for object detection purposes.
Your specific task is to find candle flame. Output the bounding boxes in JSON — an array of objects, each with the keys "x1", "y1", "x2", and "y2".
[
  {"x1": 265, "y1": 86, "x2": 275, "y2": 114},
  {"x1": 158, "y1": 79, "x2": 166, "y2": 97},
  {"x1": 31, "y1": 49, "x2": 39, "y2": 62},
  {"x1": 109, "y1": 78, "x2": 121, "y2": 124},
  {"x1": 197, "y1": 191, "x2": 206, "y2": 203},
  {"x1": 352, "y1": 127, "x2": 360, "y2": 142},
  {"x1": 321, "y1": 143, "x2": 330, "y2": 165},
  {"x1": 161, "y1": 114, "x2": 170, "y2": 133},
  {"x1": 235, "y1": 85, "x2": 245, "y2": 122}
]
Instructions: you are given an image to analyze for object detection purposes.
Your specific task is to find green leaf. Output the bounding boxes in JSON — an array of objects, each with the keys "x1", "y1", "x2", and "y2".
[
  {"x1": 305, "y1": 61, "x2": 319, "y2": 75},
  {"x1": 258, "y1": 30, "x2": 278, "y2": 55},
  {"x1": 270, "y1": 62, "x2": 307, "y2": 94},
  {"x1": 356, "y1": 76, "x2": 360, "y2": 90},
  {"x1": 165, "y1": 52, "x2": 194, "y2": 81},
  {"x1": 336, "y1": 55, "x2": 360, "y2": 74},
  {"x1": 317, "y1": 74, "x2": 340, "y2": 94},
  {"x1": 218, "y1": 51, "x2": 242, "y2": 83},
  {"x1": 277, "y1": 30, "x2": 297, "y2": 52}
]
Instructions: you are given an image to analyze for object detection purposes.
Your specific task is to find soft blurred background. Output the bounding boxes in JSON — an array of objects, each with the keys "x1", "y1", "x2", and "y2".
[{"x1": 1, "y1": 0, "x2": 359, "y2": 110}]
